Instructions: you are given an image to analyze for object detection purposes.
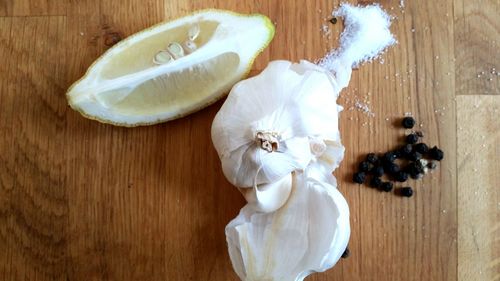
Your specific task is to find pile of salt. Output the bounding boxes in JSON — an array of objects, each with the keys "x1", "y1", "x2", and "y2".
[{"x1": 318, "y1": 3, "x2": 397, "y2": 70}]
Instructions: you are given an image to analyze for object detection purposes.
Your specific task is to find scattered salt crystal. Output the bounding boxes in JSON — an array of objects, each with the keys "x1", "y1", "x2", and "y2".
[
  {"x1": 354, "y1": 100, "x2": 375, "y2": 117},
  {"x1": 321, "y1": 24, "x2": 331, "y2": 37},
  {"x1": 318, "y1": 3, "x2": 396, "y2": 70},
  {"x1": 399, "y1": 0, "x2": 405, "y2": 8}
]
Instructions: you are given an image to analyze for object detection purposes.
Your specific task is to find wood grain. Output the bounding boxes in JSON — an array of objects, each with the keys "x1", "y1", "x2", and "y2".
[
  {"x1": 0, "y1": 0, "x2": 66, "y2": 17},
  {"x1": 0, "y1": 15, "x2": 68, "y2": 281},
  {"x1": 457, "y1": 96, "x2": 500, "y2": 281},
  {"x1": 454, "y1": 0, "x2": 499, "y2": 95},
  {"x1": 0, "y1": 0, "x2": 497, "y2": 280}
]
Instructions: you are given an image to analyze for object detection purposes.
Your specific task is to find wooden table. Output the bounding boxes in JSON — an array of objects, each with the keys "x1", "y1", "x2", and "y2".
[{"x1": 0, "y1": 1, "x2": 498, "y2": 280}]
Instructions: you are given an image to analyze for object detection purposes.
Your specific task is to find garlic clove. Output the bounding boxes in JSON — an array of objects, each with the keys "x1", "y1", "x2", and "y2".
[
  {"x1": 226, "y1": 172, "x2": 350, "y2": 281},
  {"x1": 221, "y1": 136, "x2": 313, "y2": 188},
  {"x1": 241, "y1": 174, "x2": 292, "y2": 213},
  {"x1": 309, "y1": 137, "x2": 327, "y2": 157},
  {"x1": 306, "y1": 140, "x2": 345, "y2": 185}
]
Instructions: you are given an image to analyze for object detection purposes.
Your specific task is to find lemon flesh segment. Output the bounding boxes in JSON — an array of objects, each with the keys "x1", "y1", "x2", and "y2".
[{"x1": 67, "y1": 10, "x2": 275, "y2": 126}]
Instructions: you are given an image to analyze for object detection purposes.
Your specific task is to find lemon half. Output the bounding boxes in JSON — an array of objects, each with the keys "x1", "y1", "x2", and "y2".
[{"x1": 67, "y1": 10, "x2": 275, "y2": 126}]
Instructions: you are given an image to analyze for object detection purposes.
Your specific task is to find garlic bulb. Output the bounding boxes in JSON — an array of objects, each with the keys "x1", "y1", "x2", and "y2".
[
  {"x1": 211, "y1": 60, "x2": 351, "y2": 189},
  {"x1": 226, "y1": 172, "x2": 350, "y2": 281}
]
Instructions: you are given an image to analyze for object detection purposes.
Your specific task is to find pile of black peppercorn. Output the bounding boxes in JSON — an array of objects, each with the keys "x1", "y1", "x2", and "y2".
[{"x1": 352, "y1": 116, "x2": 444, "y2": 197}]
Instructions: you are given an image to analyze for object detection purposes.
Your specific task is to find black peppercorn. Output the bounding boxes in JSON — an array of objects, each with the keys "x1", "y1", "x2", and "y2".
[
  {"x1": 366, "y1": 153, "x2": 379, "y2": 164},
  {"x1": 383, "y1": 151, "x2": 397, "y2": 163},
  {"x1": 427, "y1": 160, "x2": 438, "y2": 170},
  {"x1": 394, "y1": 171, "x2": 409, "y2": 182},
  {"x1": 400, "y1": 187, "x2": 413, "y2": 197},
  {"x1": 384, "y1": 162, "x2": 401, "y2": 174},
  {"x1": 411, "y1": 173, "x2": 423, "y2": 180},
  {"x1": 358, "y1": 161, "x2": 372, "y2": 172},
  {"x1": 402, "y1": 117, "x2": 416, "y2": 128},
  {"x1": 414, "y1": 143, "x2": 429, "y2": 154},
  {"x1": 330, "y1": 17, "x2": 338, "y2": 25},
  {"x1": 341, "y1": 247, "x2": 350, "y2": 258},
  {"x1": 400, "y1": 144, "x2": 413, "y2": 156},
  {"x1": 370, "y1": 177, "x2": 383, "y2": 188},
  {"x1": 406, "y1": 133, "x2": 419, "y2": 144},
  {"x1": 371, "y1": 165, "x2": 385, "y2": 177},
  {"x1": 393, "y1": 149, "x2": 402, "y2": 159},
  {"x1": 408, "y1": 151, "x2": 422, "y2": 161},
  {"x1": 353, "y1": 172, "x2": 366, "y2": 184},
  {"x1": 428, "y1": 146, "x2": 444, "y2": 161},
  {"x1": 405, "y1": 162, "x2": 424, "y2": 178},
  {"x1": 380, "y1": 182, "x2": 393, "y2": 192}
]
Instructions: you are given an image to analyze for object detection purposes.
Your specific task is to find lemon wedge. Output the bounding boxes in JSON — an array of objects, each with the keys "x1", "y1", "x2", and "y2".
[{"x1": 67, "y1": 10, "x2": 275, "y2": 126}]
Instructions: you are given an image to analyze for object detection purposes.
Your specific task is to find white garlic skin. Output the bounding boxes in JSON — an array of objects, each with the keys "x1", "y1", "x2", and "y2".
[
  {"x1": 211, "y1": 60, "x2": 347, "y2": 189},
  {"x1": 226, "y1": 172, "x2": 350, "y2": 281}
]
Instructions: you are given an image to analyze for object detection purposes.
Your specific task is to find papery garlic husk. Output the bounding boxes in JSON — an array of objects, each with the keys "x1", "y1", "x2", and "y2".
[
  {"x1": 241, "y1": 174, "x2": 293, "y2": 213},
  {"x1": 211, "y1": 60, "x2": 351, "y2": 189},
  {"x1": 226, "y1": 172, "x2": 350, "y2": 281},
  {"x1": 240, "y1": 139, "x2": 345, "y2": 213}
]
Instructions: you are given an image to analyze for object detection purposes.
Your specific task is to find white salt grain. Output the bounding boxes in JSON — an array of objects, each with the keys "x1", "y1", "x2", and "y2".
[
  {"x1": 318, "y1": 3, "x2": 396, "y2": 70},
  {"x1": 321, "y1": 24, "x2": 331, "y2": 37},
  {"x1": 354, "y1": 100, "x2": 375, "y2": 117}
]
